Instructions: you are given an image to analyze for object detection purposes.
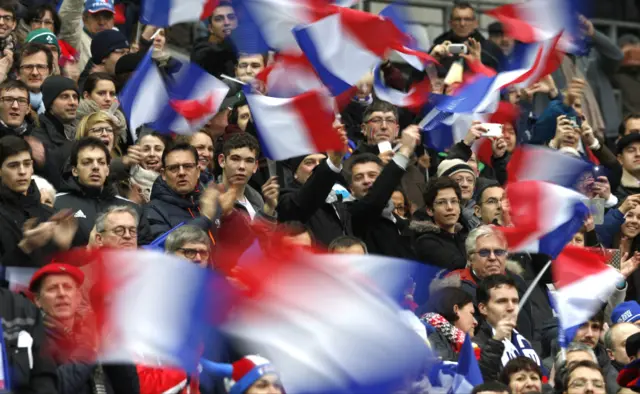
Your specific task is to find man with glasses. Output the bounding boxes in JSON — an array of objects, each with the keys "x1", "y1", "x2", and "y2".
[
  {"x1": 94, "y1": 205, "x2": 139, "y2": 249},
  {"x1": 54, "y1": 137, "x2": 150, "y2": 246},
  {"x1": 165, "y1": 225, "x2": 211, "y2": 268},
  {"x1": 0, "y1": 79, "x2": 39, "y2": 138},
  {"x1": 430, "y1": 1, "x2": 503, "y2": 72},
  {"x1": 563, "y1": 360, "x2": 606, "y2": 394},
  {"x1": 25, "y1": 4, "x2": 60, "y2": 36},
  {"x1": 474, "y1": 183, "x2": 506, "y2": 226},
  {"x1": 16, "y1": 43, "x2": 54, "y2": 114},
  {"x1": 0, "y1": 0, "x2": 17, "y2": 55},
  {"x1": 144, "y1": 142, "x2": 223, "y2": 239}
]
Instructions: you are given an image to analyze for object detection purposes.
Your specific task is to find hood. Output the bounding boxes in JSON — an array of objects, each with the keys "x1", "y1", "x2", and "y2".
[
  {"x1": 409, "y1": 219, "x2": 463, "y2": 235},
  {"x1": 150, "y1": 176, "x2": 201, "y2": 209},
  {"x1": 59, "y1": 176, "x2": 116, "y2": 200}
]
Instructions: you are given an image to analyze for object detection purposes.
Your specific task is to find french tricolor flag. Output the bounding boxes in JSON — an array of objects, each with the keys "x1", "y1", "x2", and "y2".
[
  {"x1": 150, "y1": 61, "x2": 229, "y2": 135},
  {"x1": 245, "y1": 88, "x2": 344, "y2": 160},
  {"x1": 372, "y1": 63, "x2": 431, "y2": 110},
  {"x1": 552, "y1": 246, "x2": 622, "y2": 344},
  {"x1": 141, "y1": 0, "x2": 218, "y2": 26},
  {"x1": 256, "y1": 53, "x2": 326, "y2": 98},
  {"x1": 507, "y1": 145, "x2": 594, "y2": 189},
  {"x1": 485, "y1": 0, "x2": 590, "y2": 54},
  {"x1": 499, "y1": 180, "x2": 589, "y2": 258},
  {"x1": 294, "y1": 7, "x2": 435, "y2": 96},
  {"x1": 119, "y1": 50, "x2": 169, "y2": 141}
]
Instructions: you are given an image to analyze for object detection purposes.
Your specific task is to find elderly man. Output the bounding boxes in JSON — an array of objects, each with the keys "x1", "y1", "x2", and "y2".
[
  {"x1": 164, "y1": 225, "x2": 211, "y2": 268},
  {"x1": 605, "y1": 322, "x2": 640, "y2": 373},
  {"x1": 94, "y1": 205, "x2": 139, "y2": 249}
]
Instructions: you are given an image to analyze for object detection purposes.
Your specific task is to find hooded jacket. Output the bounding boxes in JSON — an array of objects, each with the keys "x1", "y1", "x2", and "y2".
[
  {"x1": 0, "y1": 181, "x2": 57, "y2": 270},
  {"x1": 277, "y1": 160, "x2": 352, "y2": 247},
  {"x1": 410, "y1": 220, "x2": 467, "y2": 271},
  {"x1": 54, "y1": 177, "x2": 152, "y2": 247},
  {"x1": 144, "y1": 177, "x2": 214, "y2": 240}
]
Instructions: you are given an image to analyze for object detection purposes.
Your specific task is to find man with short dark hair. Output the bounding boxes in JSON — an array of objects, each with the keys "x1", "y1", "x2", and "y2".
[
  {"x1": 412, "y1": 176, "x2": 466, "y2": 270},
  {"x1": 474, "y1": 183, "x2": 505, "y2": 225},
  {"x1": 235, "y1": 53, "x2": 266, "y2": 84},
  {"x1": 0, "y1": 79, "x2": 37, "y2": 138},
  {"x1": 59, "y1": 0, "x2": 116, "y2": 70},
  {"x1": 0, "y1": 0, "x2": 18, "y2": 54},
  {"x1": 328, "y1": 236, "x2": 367, "y2": 255},
  {"x1": 54, "y1": 137, "x2": 150, "y2": 246},
  {"x1": 430, "y1": 2, "x2": 503, "y2": 72},
  {"x1": 34, "y1": 75, "x2": 78, "y2": 150},
  {"x1": 191, "y1": 0, "x2": 238, "y2": 78},
  {"x1": 473, "y1": 274, "x2": 542, "y2": 382},
  {"x1": 17, "y1": 43, "x2": 54, "y2": 114}
]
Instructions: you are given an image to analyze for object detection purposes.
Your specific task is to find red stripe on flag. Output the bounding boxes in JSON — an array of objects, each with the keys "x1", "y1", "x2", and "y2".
[
  {"x1": 553, "y1": 245, "x2": 610, "y2": 288},
  {"x1": 466, "y1": 58, "x2": 497, "y2": 77},
  {"x1": 291, "y1": 91, "x2": 344, "y2": 152},
  {"x1": 506, "y1": 146, "x2": 527, "y2": 185},
  {"x1": 339, "y1": 7, "x2": 407, "y2": 57},
  {"x1": 200, "y1": 0, "x2": 219, "y2": 20},
  {"x1": 495, "y1": 181, "x2": 544, "y2": 249},
  {"x1": 473, "y1": 138, "x2": 494, "y2": 168},
  {"x1": 484, "y1": 4, "x2": 539, "y2": 43}
]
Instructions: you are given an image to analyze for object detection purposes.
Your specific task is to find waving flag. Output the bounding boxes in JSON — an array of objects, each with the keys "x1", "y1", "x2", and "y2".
[
  {"x1": 507, "y1": 145, "x2": 594, "y2": 188},
  {"x1": 245, "y1": 88, "x2": 344, "y2": 160},
  {"x1": 141, "y1": 0, "x2": 218, "y2": 26},
  {"x1": 379, "y1": 3, "x2": 428, "y2": 71},
  {"x1": 553, "y1": 246, "x2": 622, "y2": 344},
  {"x1": 119, "y1": 50, "x2": 168, "y2": 141},
  {"x1": 485, "y1": 0, "x2": 591, "y2": 54},
  {"x1": 256, "y1": 53, "x2": 326, "y2": 98},
  {"x1": 223, "y1": 247, "x2": 428, "y2": 394},
  {"x1": 499, "y1": 181, "x2": 589, "y2": 258},
  {"x1": 150, "y1": 61, "x2": 229, "y2": 135},
  {"x1": 294, "y1": 7, "x2": 434, "y2": 96},
  {"x1": 372, "y1": 63, "x2": 431, "y2": 109},
  {"x1": 427, "y1": 335, "x2": 483, "y2": 394}
]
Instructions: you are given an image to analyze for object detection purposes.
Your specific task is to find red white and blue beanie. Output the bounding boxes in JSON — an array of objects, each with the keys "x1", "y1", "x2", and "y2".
[{"x1": 226, "y1": 355, "x2": 278, "y2": 394}]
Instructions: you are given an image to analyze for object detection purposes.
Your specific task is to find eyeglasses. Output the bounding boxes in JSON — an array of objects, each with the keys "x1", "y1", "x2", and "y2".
[
  {"x1": 178, "y1": 248, "x2": 210, "y2": 260},
  {"x1": 89, "y1": 126, "x2": 114, "y2": 135},
  {"x1": 0, "y1": 97, "x2": 28, "y2": 107},
  {"x1": 0, "y1": 15, "x2": 15, "y2": 23},
  {"x1": 104, "y1": 226, "x2": 137, "y2": 237},
  {"x1": 32, "y1": 18, "x2": 54, "y2": 27},
  {"x1": 19, "y1": 64, "x2": 49, "y2": 73},
  {"x1": 568, "y1": 378, "x2": 605, "y2": 389},
  {"x1": 434, "y1": 198, "x2": 460, "y2": 207},
  {"x1": 475, "y1": 248, "x2": 508, "y2": 258},
  {"x1": 165, "y1": 163, "x2": 197, "y2": 173},
  {"x1": 367, "y1": 117, "x2": 397, "y2": 125}
]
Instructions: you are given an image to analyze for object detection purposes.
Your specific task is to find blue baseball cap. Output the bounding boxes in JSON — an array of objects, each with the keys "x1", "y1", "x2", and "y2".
[
  {"x1": 612, "y1": 301, "x2": 640, "y2": 324},
  {"x1": 84, "y1": 0, "x2": 115, "y2": 14}
]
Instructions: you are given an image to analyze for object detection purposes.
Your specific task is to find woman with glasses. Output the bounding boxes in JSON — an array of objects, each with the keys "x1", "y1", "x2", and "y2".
[{"x1": 77, "y1": 73, "x2": 127, "y2": 146}]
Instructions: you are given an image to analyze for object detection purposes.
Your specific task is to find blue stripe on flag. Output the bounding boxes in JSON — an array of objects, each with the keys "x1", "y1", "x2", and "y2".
[
  {"x1": 118, "y1": 49, "x2": 158, "y2": 133},
  {"x1": 230, "y1": 0, "x2": 271, "y2": 54},
  {"x1": 141, "y1": 0, "x2": 171, "y2": 26},
  {"x1": 435, "y1": 76, "x2": 496, "y2": 113},
  {"x1": 538, "y1": 201, "x2": 589, "y2": 258}
]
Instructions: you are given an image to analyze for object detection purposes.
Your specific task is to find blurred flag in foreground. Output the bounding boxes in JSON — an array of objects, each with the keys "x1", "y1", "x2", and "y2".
[
  {"x1": 428, "y1": 335, "x2": 483, "y2": 394},
  {"x1": 552, "y1": 246, "x2": 622, "y2": 345},
  {"x1": 507, "y1": 145, "x2": 594, "y2": 188},
  {"x1": 141, "y1": 0, "x2": 218, "y2": 26}
]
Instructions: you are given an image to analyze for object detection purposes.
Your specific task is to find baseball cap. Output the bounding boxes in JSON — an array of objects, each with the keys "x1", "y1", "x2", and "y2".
[{"x1": 84, "y1": 0, "x2": 115, "y2": 14}]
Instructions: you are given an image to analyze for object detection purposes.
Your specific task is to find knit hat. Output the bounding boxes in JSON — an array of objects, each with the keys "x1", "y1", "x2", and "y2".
[
  {"x1": 436, "y1": 158, "x2": 475, "y2": 179},
  {"x1": 41, "y1": 76, "x2": 79, "y2": 110},
  {"x1": 627, "y1": 332, "x2": 640, "y2": 358},
  {"x1": 618, "y1": 133, "x2": 640, "y2": 154},
  {"x1": 613, "y1": 301, "x2": 640, "y2": 324},
  {"x1": 26, "y1": 29, "x2": 59, "y2": 53},
  {"x1": 200, "y1": 355, "x2": 278, "y2": 394},
  {"x1": 115, "y1": 52, "x2": 144, "y2": 76},
  {"x1": 91, "y1": 29, "x2": 129, "y2": 65}
]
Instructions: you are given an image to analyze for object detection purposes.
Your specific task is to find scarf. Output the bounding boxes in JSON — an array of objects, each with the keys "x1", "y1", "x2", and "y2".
[
  {"x1": 495, "y1": 327, "x2": 541, "y2": 367},
  {"x1": 560, "y1": 57, "x2": 605, "y2": 137},
  {"x1": 30, "y1": 92, "x2": 45, "y2": 114},
  {"x1": 421, "y1": 313, "x2": 466, "y2": 353},
  {"x1": 77, "y1": 98, "x2": 128, "y2": 145},
  {"x1": 0, "y1": 119, "x2": 28, "y2": 136}
]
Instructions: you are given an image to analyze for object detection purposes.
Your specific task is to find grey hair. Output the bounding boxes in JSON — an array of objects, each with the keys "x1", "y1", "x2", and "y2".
[
  {"x1": 465, "y1": 225, "x2": 507, "y2": 258},
  {"x1": 32, "y1": 175, "x2": 56, "y2": 200},
  {"x1": 95, "y1": 205, "x2": 139, "y2": 233},
  {"x1": 555, "y1": 342, "x2": 598, "y2": 367},
  {"x1": 164, "y1": 225, "x2": 209, "y2": 253}
]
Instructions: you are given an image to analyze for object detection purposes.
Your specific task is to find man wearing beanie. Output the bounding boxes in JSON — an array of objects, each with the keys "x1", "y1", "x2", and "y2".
[
  {"x1": 58, "y1": 0, "x2": 116, "y2": 70},
  {"x1": 25, "y1": 28, "x2": 61, "y2": 74},
  {"x1": 437, "y1": 158, "x2": 481, "y2": 231},
  {"x1": 78, "y1": 29, "x2": 129, "y2": 90},
  {"x1": 277, "y1": 123, "x2": 350, "y2": 247}
]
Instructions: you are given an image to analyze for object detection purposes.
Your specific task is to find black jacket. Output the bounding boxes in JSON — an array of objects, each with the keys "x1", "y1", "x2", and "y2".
[
  {"x1": 190, "y1": 37, "x2": 237, "y2": 78},
  {"x1": 0, "y1": 181, "x2": 57, "y2": 270},
  {"x1": 33, "y1": 112, "x2": 71, "y2": 150},
  {"x1": 346, "y1": 159, "x2": 415, "y2": 258},
  {"x1": 54, "y1": 177, "x2": 152, "y2": 247},
  {"x1": 277, "y1": 160, "x2": 351, "y2": 247},
  {"x1": 431, "y1": 29, "x2": 504, "y2": 73},
  {"x1": 0, "y1": 119, "x2": 37, "y2": 139},
  {"x1": 144, "y1": 177, "x2": 214, "y2": 240},
  {"x1": 410, "y1": 220, "x2": 467, "y2": 271},
  {"x1": 32, "y1": 113, "x2": 74, "y2": 189},
  {"x1": 0, "y1": 289, "x2": 57, "y2": 392}
]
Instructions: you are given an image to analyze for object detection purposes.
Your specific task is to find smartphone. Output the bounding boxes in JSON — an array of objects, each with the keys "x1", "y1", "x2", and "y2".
[
  {"x1": 448, "y1": 44, "x2": 468, "y2": 55},
  {"x1": 378, "y1": 141, "x2": 393, "y2": 153},
  {"x1": 480, "y1": 123, "x2": 503, "y2": 137},
  {"x1": 590, "y1": 198, "x2": 605, "y2": 225}
]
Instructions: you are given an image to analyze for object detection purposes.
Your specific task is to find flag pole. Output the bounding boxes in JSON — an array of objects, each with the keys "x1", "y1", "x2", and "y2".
[{"x1": 518, "y1": 259, "x2": 552, "y2": 309}]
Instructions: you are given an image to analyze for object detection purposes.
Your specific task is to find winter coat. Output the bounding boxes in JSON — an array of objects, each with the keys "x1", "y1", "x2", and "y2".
[
  {"x1": 346, "y1": 159, "x2": 415, "y2": 258},
  {"x1": 431, "y1": 29, "x2": 504, "y2": 73},
  {"x1": 277, "y1": 160, "x2": 352, "y2": 247},
  {"x1": 32, "y1": 113, "x2": 76, "y2": 189},
  {"x1": 0, "y1": 181, "x2": 57, "y2": 271},
  {"x1": 58, "y1": 0, "x2": 93, "y2": 70},
  {"x1": 410, "y1": 220, "x2": 467, "y2": 271},
  {"x1": 0, "y1": 119, "x2": 38, "y2": 139},
  {"x1": 530, "y1": 98, "x2": 582, "y2": 146},
  {"x1": 427, "y1": 330, "x2": 459, "y2": 362},
  {"x1": 233, "y1": 184, "x2": 277, "y2": 224},
  {"x1": 144, "y1": 177, "x2": 214, "y2": 240},
  {"x1": 615, "y1": 170, "x2": 640, "y2": 202},
  {"x1": 0, "y1": 289, "x2": 57, "y2": 392},
  {"x1": 54, "y1": 177, "x2": 152, "y2": 247},
  {"x1": 190, "y1": 37, "x2": 237, "y2": 78}
]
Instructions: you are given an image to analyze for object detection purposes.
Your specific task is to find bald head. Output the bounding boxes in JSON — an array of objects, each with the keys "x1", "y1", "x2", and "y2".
[{"x1": 606, "y1": 322, "x2": 640, "y2": 365}]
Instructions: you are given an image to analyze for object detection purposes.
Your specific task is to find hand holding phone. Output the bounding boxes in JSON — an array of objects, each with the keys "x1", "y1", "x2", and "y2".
[{"x1": 479, "y1": 123, "x2": 503, "y2": 137}]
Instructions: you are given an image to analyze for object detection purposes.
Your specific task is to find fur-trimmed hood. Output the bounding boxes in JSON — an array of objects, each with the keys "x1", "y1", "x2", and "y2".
[{"x1": 409, "y1": 219, "x2": 464, "y2": 235}]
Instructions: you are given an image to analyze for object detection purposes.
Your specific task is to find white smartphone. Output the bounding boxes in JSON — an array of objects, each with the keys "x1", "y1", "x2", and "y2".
[
  {"x1": 378, "y1": 141, "x2": 393, "y2": 153},
  {"x1": 480, "y1": 123, "x2": 503, "y2": 137},
  {"x1": 448, "y1": 44, "x2": 468, "y2": 55}
]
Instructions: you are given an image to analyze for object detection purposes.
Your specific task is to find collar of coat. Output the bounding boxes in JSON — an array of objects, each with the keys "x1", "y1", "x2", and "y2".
[{"x1": 621, "y1": 169, "x2": 640, "y2": 189}]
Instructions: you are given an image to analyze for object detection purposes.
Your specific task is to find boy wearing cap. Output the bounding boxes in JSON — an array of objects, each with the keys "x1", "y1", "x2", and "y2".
[
  {"x1": 58, "y1": 0, "x2": 115, "y2": 70},
  {"x1": 615, "y1": 133, "x2": 640, "y2": 201}
]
